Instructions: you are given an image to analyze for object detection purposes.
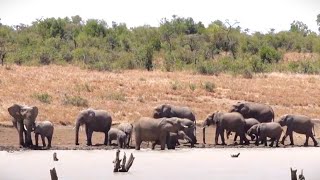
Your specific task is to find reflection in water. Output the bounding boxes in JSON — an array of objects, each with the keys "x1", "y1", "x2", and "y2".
[{"x1": 0, "y1": 148, "x2": 319, "y2": 180}]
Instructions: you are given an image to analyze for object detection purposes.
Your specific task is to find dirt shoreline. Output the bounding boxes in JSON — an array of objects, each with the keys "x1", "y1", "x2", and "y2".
[{"x1": 1, "y1": 124, "x2": 319, "y2": 152}]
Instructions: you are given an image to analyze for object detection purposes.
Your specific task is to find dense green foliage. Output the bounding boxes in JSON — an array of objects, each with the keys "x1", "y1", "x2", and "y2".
[{"x1": 1, "y1": 15, "x2": 320, "y2": 74}]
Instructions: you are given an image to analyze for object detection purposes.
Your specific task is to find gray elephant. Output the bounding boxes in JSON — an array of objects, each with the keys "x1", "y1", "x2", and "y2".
[
  {"x1": 227, "y1": 118, "x2": 260, "y2": 141},
  {"x1": 34, "y1": 120, "x2": 54, "y2": 149},
  {"x1": 117, "y1": 123, "x2": 133, "y2": 148},
  {"x1": 107, "y1": 128, "x2": 127, "y2": 148},
  {"x1": 278, "y1": 114, "x2": 318, "y2": 146},
  {"x1": 134, "y1": 117, "x2": 188, "y2": 150},
  {"x1": 153, "y1": 104, "x2": 197, "y2": 143},
  {"x1": 75, "y1": 108, "x2": 112, "y2": 146},
  {"x1": 247, "y1": 122, "x2": 282, "y2": 147},
  {"x1": 230, "y1": 102, "x2": 274, "y2": 123},
  {"x1": 203, "y1": 112, "x2": 249, "y2": 145},
  {"x1": 8, "y1": 104, "x2": 38, "y2": 148}
]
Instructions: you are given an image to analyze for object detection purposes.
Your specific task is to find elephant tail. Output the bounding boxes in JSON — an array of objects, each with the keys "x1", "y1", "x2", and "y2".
[
  {"x1": 270, "y1": 106, "x2": 275, "y2": 122},
  {"x1": 313, "y1": 124, "x2": 316, "y2": 136}
]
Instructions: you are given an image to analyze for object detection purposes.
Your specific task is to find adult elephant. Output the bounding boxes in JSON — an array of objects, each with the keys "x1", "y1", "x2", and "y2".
[
  {"x1": 75, "y1": 108, "x2": 112, "y2": 146},
  {"x1": 153, "y1": 104, "x2": 197, "y2": 143},
  {"x1": 8, "y1": 104, "x2": 38, "y2": 148},
  {"x1": 230, "y1": 102, "x2": 274, "y2": 123},
  {"x1": 202, "y1": 112, "x2": 249, "y2": 145},
  {"x1": 278, "y1": 114, "x2": 318, "y2": 146},
  {"x1": 134, "y1": 117, "x2": 188, "y2": 150}
]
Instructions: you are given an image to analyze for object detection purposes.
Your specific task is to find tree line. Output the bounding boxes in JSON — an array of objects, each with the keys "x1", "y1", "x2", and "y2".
[{"x1": 0, "y1": 15, "x2": 320, "y2": 74}]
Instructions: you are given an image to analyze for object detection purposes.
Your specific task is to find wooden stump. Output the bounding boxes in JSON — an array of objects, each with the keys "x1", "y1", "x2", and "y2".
[
  {"x1": 291, "y1": 168, "x2": 297, "y2": 180},
  {"x1": 53, "y1": 152, "x2": 59, "y2": 161},
  {"x1": 113, "y1": 149, "x2": 135, "y2": 172},
  {"x1": 50, "y1": 167, "x2": 58, "y2": 180}
]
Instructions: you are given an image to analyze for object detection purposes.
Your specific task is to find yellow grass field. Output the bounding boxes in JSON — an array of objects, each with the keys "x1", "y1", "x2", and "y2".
[{"x1": 1, "y1": 65, "x2": 320, "y2": 125}]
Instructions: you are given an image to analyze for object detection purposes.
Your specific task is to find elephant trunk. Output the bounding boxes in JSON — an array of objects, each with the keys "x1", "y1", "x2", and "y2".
[
  {"x1": 75, "y1": 121, "x2": 81, "y2": 145},
  {"x1": 202, "y1": 127, "x2": 206, "y2": 144}
]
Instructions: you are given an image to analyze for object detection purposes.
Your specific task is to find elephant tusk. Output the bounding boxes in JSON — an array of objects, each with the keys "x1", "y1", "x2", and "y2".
[{"x1": 24, "y1": 125, "x2": 27, "y2": 131}]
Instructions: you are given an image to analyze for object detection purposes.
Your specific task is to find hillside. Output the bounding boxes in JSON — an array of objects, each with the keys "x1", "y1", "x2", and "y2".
[{"x1": 1, "y1": 65, "x2": 320, "y2": 126}]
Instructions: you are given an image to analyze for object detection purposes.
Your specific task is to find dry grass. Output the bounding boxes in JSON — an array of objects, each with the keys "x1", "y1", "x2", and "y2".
[{"x1": 1, "y1": 65, "x2": 320, "y2": 125}]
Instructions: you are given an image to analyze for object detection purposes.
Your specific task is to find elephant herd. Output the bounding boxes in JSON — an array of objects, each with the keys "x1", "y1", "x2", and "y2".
[{"x1": 6, "y1": 102, "x2": 319, "y2": 150}]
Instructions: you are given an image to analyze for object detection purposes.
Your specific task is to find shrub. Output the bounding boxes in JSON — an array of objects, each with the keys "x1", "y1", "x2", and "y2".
[
  {"x1": 203, "y1": 81, "x2": 215, "y2": 92},
  {"x1": 171, "y1": 81, "x2": 179, "y2": 90},
  {"x1": 189, "y1": 83, "x2": 196, "y2": 91},
  {"x1": 259, "y1": 45, "x2": 281, "y2": 63},
  {"x1": 242, "y1": 69, "x2": 253, "y2": 79},
  {"x1": 88, "y1": 61, "x2": 112, "y2": 71},
  {"x1": 33, "y1": 93, "x2": 52, "y2": 104},
  {"x1": 197, "y1": 61, "x2": 220, "y2": 75},
  {"x1": 63, "y1": 94, "x2": 89, "y2": 107},
  {"x1": 105, "y1": 92, "x2": 126, "y2": 101}
]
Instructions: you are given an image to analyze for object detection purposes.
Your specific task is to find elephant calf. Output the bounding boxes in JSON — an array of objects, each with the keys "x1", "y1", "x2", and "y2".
[
  {"x1": 166, "y1": 131, "x2": 193, "y2": 149},
  {"x1": 34, "y1": 121, "x2": 54, "y2": 149},
  {"x1": 117, "y1": 123, "x2": 133, "y2": 148},
  {"x1": 108, "y1": 128, "x2": 127, "y2": 148},
  {"x1": 247, "y1": 122, "x2": 282, "y2": 147}
]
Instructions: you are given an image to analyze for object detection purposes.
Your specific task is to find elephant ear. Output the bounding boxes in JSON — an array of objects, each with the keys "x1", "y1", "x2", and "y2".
[
  {"x1": 88, "y1": 109, "x2": 95, "y2": 119},
  {"x1": 8, "y1": 104, "x2": 22, "y2": 120},
  {"x1": 30, "y1": 106, "x2": 38, "y2": 120},
  {"x1": 163, "y1": 104, "x2": 171, "y2": 114},
  {"x1": 257, "y1": 125, "x2": 261, "y2": 136}
]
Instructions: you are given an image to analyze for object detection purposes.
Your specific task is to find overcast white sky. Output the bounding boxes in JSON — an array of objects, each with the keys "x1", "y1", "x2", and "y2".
[{"x1": 0, "y1": 0, "x2": 319, "y2": 33}]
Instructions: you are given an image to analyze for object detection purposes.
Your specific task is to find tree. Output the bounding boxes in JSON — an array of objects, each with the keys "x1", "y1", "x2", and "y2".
[{"x1": 290, "y1": 20, "x2": 310, "y2": 36}]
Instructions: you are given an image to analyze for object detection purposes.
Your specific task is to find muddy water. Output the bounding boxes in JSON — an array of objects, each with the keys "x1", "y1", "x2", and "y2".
[{"x1": 0, "y1": 148, "x2": 319, "y2": 180}]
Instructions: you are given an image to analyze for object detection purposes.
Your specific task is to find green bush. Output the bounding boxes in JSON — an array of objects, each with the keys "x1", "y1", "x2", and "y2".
[
  {"x1": 197, "y1": 61, "x2": 220, "y2": 75},
  {"x1": 189, "y1": 83, "x2": 196, "y2": 91},
  {"x1": 63, "y1": 94, "x2": 89, "y2": 107},
  {"x1": 203, "y1": 81, "x2": 215, "y2": 92},
  {"x1": 33, "y1": 93, "x2": 52, "y2": 104},
  {"x1": 105, "y1": 92, "x2": 126, "y2": 101},
  {"x1": 259, "y1": 45, "x2": 281, "y2": 63}
]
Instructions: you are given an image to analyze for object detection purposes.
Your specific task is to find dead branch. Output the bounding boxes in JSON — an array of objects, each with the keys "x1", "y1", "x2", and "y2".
[
  {"x1": 50, "y1": 167, "x2": 58, "y2": 180},
  {"x1": 113, "y1": 150, "x2": 135, "y2": 172}
]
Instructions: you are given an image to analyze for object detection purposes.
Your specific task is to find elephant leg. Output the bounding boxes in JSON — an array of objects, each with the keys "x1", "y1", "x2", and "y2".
[
  {"x1": 41, "y1": 135, "x2": 46, "y2": 147},
  {"x1": 86, "y1": 129, "x2": 93, "y2": 146},
  {"x1": 160, "y1": 139, "x2": 166, "y2": 150},
  {"x1": 117, "y1": 138, "x2": 122, "y2": 148},
  {"x1": 304, "y1": 135, "x2": 309, "y2": 146},
  {"x1": 35, "y1": 133, "x2": 39, "y2": 147},
  {"x1": 289, "y1": 133, "x2": 294, "y2": 145},
  {"x1": 275, "y1": 137, "x2": 280, "y2": 147},
  {"x1": 17, "y1": 122, "x2": 25, "y2": 147},
  {"x1": 104, "y1": 132, "x2": 108, "y2": 145},
  {"x1": 220, "y1": 131, "x2": 226, "y2": 145},
  {"x1": 135, "y1": 139, "x2": 141, "y2": 150},
  {"x1": 127, "y1": 135, "x2": 131, "y2": 148},
  {"x1": 233, "y1": 133, "x2": 238, "y2": 142},
  {"x1": 152, "y1": 141, "x2": 157, "y2": 150},
  {"x1": 269, "y1": 138, "x2": 275, "y2": 147},
  {"x1": 310, "y1": 134, "x2": 318, "y2": 146},
  {"x1": 215, "y1": 128, "x2": 220, "y2": 145},
  {"x1": 47, "y1": 136, "x2": 52, "y2": 148}
]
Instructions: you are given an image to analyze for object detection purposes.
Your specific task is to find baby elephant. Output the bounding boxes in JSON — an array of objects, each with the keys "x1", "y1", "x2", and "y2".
[
  {"x1": 247, "y1": 122, "x2": 282, "y2": 147},
  {"x1": 34, "y1": 121, "x2": 54, "y2": 149},
  {"x1": 166, "y1": 131, "x2": 193, "y2": 149},
  {"x1": 108, "y1": 128, "x2": 127, "y2": 148}
]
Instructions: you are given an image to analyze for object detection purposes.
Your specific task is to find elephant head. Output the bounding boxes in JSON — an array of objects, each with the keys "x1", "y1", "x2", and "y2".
[
  {"x1": 162, "y1": 118, "x2": 188, "y2": 133},
  {"x1": 247, "y1": 124, "x2": 260, "y2": 136},
  {"x1": 8, "y1": 104, "x2": 38, "y2": 147},
  {"x1": 153, "y1": 104, "x2": 171, "y2": 118},
  {"x1": 202, "y1": 113, "x2": 217, "y2": 144},
  {"x1": 230, "y1": 102, "x2": 249, "y2": 116},
  {"x1": 75, "y1": 109, "x2": 95, "y2": 145},
  {"x1": 278, "y1": 114, "x2": 291, "y2": 127}
]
